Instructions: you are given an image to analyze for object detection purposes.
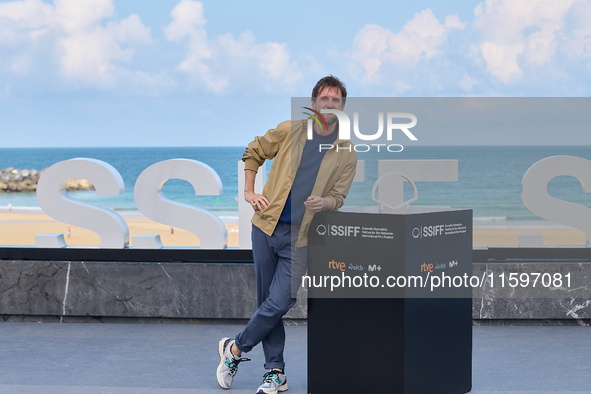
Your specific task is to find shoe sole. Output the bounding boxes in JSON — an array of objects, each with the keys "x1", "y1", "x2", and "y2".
[
  {"x1": 216, "y1": 338, "x2": 231, "y2": 389},
  {"x1": 256, "y1": 382, "x2": 288, "y2": 394}
]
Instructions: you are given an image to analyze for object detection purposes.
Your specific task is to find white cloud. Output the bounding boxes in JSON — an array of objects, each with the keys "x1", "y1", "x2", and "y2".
[
  {"x1": 563, "y1": 0, "x2": 591, "y2": 58},
  {"x1": 473, "y1": 0, "x2": 579, "y2": 83},
  {"x1": 350, "y1": 9, "x2": 466, "y2": 83},
  {"x1": 164, "y1": 0, "x2": 207, "y2": 41},
  {"x1": 0, "y1": 0, "x2": 53, "y2": 31},
  {"x1": 164, "y1": 0, "x2": 226, "y2": 92},
  {"x1": 165, "y1": 0, "x2": 302, "y2": 94},
  {"x1": 0, "y1": 0, "x2": 52, "y2": 47},
  {"x1": 523, "y1": 24, "x2": 561, "y2": 66},
  {"x1": 345, "y1": 0, "x2": 591, "y2": 93},
  {"x1": 480, "y1": 41, "x2": 524, "y2": 83},
  {"x1": 459, "y1": 73, "x2": 478, "y2": 91},
  {"x1": 444, "y1": 15, "x2": 467, "y2": 30},
  {"x1": 394, "y1": 80, "x2": 412, "y2": 93},
  {"x1": 57, "y1": 13, "x2": 151, "y2": 83},
  {"x1": 53, "y1": 0, "x2": 114, "y2": 33},
  {"x1": 0, "y1": 0, "x2": 153, "y2": 86},
  {"x1": 9, "y1": 53, "x2": 32, "y2": 73}
]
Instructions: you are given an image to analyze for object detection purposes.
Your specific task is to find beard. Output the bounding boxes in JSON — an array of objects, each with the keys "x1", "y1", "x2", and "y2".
[{"x1": 325, "y1": 114, "x2": 338, "y2": 126}]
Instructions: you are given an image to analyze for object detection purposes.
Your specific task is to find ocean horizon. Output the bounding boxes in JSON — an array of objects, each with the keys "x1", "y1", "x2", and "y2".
[{"x1": 1, "y1": 146, "x2": 590, "y2": 228}]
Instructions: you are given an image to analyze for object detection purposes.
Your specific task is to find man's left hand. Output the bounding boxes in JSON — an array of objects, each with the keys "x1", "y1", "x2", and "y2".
[{"x1": 304, "y1": 196, "x2": 333, "y2": 212}]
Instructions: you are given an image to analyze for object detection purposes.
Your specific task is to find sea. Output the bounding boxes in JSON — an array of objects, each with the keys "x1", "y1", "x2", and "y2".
[{"x1": 0, "y1": 146, "x2": 590, "y2": 228}]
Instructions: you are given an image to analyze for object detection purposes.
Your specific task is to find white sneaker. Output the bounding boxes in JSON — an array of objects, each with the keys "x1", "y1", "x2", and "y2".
[
  {"x1": 216, "y1": 337, "x2": 250, "y2": 389},
  {"x1": 255, "y1": 369, "x2": 288, "y2": 394}
]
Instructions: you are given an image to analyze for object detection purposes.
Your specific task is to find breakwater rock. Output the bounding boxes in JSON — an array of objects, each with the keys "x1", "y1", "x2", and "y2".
[{"x1": 0, "y1": 168, "x2": 94, "y2": 192}]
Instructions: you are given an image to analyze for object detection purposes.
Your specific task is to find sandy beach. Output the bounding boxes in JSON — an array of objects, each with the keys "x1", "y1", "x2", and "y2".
[
  {"x1": 0, "y1": 211, "x2": 587, "y2": 248},
  {"x1": 472, "y1": 227, "x2": 587, "y2": 247},
  {"x1": 0, "y1": 212, "x2": 239, "y2": 248}
]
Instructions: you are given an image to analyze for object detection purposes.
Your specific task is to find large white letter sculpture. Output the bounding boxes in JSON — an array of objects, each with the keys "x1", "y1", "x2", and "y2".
[
  {"x1": 36, "y1": 158, "x2": 129, "y2": 248},
  {"x1": 522, "y1": 156, "x2": 591, "y2": 246},
  {"x1": 134, "y1": 159, "x2": 227, "y2": 249}
]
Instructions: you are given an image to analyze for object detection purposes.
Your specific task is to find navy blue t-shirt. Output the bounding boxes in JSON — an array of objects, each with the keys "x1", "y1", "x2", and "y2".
[{"x1": 279, "y1": 126, "x2": 338, "y2": 224}]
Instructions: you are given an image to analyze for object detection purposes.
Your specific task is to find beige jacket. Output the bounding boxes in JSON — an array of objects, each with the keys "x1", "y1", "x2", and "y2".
[{"x1": 243, "y1": 119, "x2": 357, "y2": 248}]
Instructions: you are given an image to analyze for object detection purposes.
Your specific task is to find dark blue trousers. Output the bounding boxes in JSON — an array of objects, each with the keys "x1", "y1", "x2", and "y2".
[{"x1": 234, "y1": 222, "x2": 306, "y2": 370}]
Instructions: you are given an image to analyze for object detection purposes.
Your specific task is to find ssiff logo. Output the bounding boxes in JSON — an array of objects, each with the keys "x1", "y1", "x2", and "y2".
[
  {"x1": 316, "y1": 224, "x2": 327, "y2": 236},
  {"x1": 329, "y1": 225, "x2": 360, "y2": 237},
  {"x1": 412, "y1": 225, "x2": 445, "y2": 238}
]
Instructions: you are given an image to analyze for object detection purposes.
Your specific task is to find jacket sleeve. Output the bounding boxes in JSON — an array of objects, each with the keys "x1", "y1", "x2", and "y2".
[
  {"x1": 324, "y1": 149, "x2": 358, "y2": 211},
  {"x1": 242, "y1": 121, "x2": 290, "y2": 173}
]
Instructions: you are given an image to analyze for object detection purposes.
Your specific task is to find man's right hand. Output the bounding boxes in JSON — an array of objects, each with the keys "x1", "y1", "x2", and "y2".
[{"x1": 245, "y1": 191, "x2": 269, "y2": 212}]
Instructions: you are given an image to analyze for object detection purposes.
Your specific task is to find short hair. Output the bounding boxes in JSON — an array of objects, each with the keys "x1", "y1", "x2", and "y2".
[{"x1": 311, "y1": 75, "x2": 347, "y2": 105}]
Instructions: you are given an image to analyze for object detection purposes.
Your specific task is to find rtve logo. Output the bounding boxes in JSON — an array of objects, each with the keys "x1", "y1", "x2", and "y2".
[
  {"x1": 328, "y1": 260, "x2": 346, "y2": 271},
  {"x1": 412, "y1": 225, "x2": 445, "y2": 238}
]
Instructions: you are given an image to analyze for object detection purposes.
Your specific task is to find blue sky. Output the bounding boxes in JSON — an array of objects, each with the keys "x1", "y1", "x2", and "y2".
[{"x1": 0, "y1": 0, "x2": 590, "y2": 147}]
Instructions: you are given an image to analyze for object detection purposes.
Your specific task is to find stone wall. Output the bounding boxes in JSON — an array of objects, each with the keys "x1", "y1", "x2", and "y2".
[
  {"x1": 0, "y1": 260, "x2": 306, "y2": 320},
  {"x1": 1, "y1": 258, "x2": 589, "y2": 322}
]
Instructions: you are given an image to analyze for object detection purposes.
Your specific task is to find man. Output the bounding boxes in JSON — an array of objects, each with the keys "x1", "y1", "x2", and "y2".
[{"x1": 216, "y1": 75, "x2": 357, "y2": 394}]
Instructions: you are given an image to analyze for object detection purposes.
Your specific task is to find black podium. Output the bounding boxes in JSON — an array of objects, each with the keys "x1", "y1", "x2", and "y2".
[{"x1": 307, "y1": 210, "x2": 472, "y2": 394}]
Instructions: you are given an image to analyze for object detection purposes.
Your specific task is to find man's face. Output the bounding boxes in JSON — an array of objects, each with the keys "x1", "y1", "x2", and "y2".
[{"x1": 312, "y1": 86, "x2": 345, "y2": 126}]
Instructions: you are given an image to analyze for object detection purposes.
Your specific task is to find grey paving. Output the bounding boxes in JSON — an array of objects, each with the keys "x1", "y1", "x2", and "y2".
[
  {"x1": 472, "y1": 326, "x2": 591, "y2": 393},
  {"x1": 0, "y1": 323, "x2": 590, "y2": 393}
]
